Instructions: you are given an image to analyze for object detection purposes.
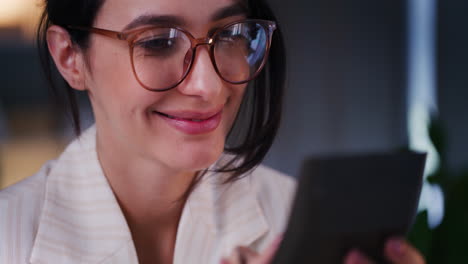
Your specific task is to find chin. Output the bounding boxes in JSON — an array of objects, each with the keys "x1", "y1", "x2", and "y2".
[
  {"x1": 162, "y1": 141, "x2": 225, "y2": 172},
  {"x1": 173, "y1": 152, "x2": 222, "y2": 172}
]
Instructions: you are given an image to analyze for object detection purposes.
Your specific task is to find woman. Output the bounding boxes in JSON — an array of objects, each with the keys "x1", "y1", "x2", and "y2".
[{"x1": 0, "y1": 0, "x2": 425, "y2": 263}]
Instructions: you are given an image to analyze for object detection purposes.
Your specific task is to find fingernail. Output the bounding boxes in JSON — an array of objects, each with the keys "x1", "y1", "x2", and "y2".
[
  {"x1": 388, "y1": 239, "x2": 404, "y2": 257},
  {"x1": 345, "y1": 250, "x2": 365, "y2": 264}
]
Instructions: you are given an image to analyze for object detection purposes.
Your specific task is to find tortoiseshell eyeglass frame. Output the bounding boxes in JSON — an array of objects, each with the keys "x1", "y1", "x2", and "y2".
[{"x1": 67, "y1": 19, "x2": 276, "y2": 92}]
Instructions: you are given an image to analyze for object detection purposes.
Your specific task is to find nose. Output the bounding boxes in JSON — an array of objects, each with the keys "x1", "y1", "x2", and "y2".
[{"x1": 176, "y1": 45, "x2": 223, "y2": 101}]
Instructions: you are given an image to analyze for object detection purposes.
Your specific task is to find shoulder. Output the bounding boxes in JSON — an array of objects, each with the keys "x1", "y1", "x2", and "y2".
[
  {"x1": 249, "y1": 165, "x2": 297, "y2": 203},
  {"x1": 0, "y1": 161, "x2": 51, "y2": 207},
  {"x1": 0, "y1": 160, "x2": 52, "y2": 204},
  {"x1": 0, "y1": 161, "x2": 53, "y2": 263},
  {"x1": 248, "y1": 165, "x2": 297, "y2": 232}
]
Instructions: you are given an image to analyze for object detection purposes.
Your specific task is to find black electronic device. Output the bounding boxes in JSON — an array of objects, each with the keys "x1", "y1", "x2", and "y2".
[{"x1": 272, "y1": 151, "x2": 427, "y2": 264}]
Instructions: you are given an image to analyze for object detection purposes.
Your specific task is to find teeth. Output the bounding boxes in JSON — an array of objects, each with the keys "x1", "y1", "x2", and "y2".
[{"x1": 191, "y1": 119, "x2": 203, "y2": 122}]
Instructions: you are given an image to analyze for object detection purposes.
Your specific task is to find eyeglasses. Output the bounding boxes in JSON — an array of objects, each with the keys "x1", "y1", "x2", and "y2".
[{"x1": 68, "y1": 19, "x2": 276, "y2": 92}]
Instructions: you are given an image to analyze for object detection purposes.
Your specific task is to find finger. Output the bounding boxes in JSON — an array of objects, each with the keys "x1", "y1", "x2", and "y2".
[
  {"x1": 220, "y1": 258, "x2": 231, "y2": 264},
  {"x1": 384, "y1": 238, "x2": 426, "y2": 264},
  {"x1": 223, "y1": 246, "x2": 258, "y2": 264},
  {"x1": 343, "y1": 249, "x2": 375, "y2": 264},
  {"x1": 255, "y1": 236, "x2": 283, "y2": 264},
  {"x1": 225, "y1": 249, "x2": 242, "y2": 264},
  {"x1": 237, "y1": 246, "x2": 259, "y2": 262}
]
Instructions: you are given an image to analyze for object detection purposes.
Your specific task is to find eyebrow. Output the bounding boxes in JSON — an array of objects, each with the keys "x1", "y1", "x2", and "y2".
[
  {"x1": 210, "y1": 2, "x2": 248, "y2": 21},
  {"x1": 123, "y1": 2, "x2": 248, "y2": 31},
  {"x1": 123, "y1": 15, "x2": 185, "y2": 31}
]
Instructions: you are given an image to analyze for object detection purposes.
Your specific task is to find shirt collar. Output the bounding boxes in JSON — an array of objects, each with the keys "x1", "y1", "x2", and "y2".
[
  {"x1": 30, "y1": 125, "x2": 138, "y2": 263},
  {"x1": 30, "y1": 125, "x2": 269, "y2": 264}
]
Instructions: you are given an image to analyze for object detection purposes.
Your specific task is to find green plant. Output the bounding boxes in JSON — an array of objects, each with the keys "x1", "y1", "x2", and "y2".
[{"x1": 408, "y1": 118, "x2": 468, "y2": 263}]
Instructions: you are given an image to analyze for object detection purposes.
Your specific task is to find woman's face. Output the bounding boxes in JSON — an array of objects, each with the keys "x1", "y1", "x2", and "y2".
[{"x1": 84, "y1": 0, "x2": 248, "y2": 172}]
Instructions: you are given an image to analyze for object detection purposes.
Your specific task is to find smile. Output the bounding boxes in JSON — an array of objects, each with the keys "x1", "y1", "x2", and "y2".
[
  {"x1": 155, "y1": 112, "x2": 208, "y2": 123},
  {"x1": 152, "y1": 109, "x2": 223, "y2": 135}
]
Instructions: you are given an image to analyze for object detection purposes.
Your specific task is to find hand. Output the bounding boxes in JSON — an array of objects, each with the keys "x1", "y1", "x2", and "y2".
[
  {"x1": 344, "y1": 237, "x2": 426, "y2": 264},
  {"x1": 220, "y1": 236, "x2": 282, "y2": 264}
]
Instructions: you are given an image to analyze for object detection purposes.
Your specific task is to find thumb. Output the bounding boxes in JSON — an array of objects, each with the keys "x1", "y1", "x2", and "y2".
[{"x1": 255, "y1": 236, "x2": 283, "y2": 264}]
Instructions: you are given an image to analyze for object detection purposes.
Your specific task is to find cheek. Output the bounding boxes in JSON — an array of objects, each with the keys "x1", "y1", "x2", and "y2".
[
  {"x1": 92, "y1": 47, "x2": 134, "y2": 92},
  {"x1": 225, "y1": 84, "x2": 248, "y2": 129},
  {"x1": 86, "y1": 43, "x2": 146, "y2": 116}
]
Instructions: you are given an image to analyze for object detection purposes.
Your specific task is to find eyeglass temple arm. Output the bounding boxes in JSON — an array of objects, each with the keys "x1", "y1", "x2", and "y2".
[
  {"x1": 67, "y1": 26, "x2": 126, "y2": 40},
  {"x1": 267, "y1": 22, "x2": 277, "y2": 35}
]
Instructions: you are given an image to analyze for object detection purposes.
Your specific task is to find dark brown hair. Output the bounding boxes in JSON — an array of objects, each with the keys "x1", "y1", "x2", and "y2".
[{"x1": 36, "y1": 0, "x2": 286, "y2": 185}]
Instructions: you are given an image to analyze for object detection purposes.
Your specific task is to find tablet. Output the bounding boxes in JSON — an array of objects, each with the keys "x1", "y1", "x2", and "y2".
[{"x1": 272, "y1": 151, "x2": 426, "y2": 264}]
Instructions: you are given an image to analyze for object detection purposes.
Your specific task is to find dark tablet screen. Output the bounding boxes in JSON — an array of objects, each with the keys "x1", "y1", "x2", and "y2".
[{"x1": 272, "y1": 151, "x2": 426, "y2": 264}]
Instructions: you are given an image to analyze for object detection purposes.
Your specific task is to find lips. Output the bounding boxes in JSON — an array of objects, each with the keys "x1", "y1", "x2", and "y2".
[
  {"x1": 155, "y1": 111, "x2": 211, "y2": 122},
  {"x1": 152, "y1": 108, "x2": 223, "y2": 135}
]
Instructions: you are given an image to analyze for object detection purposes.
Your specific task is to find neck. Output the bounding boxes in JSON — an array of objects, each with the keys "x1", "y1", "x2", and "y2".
[
  {"x1": 95, "y1": 128, "x2": 196, "y2": 232},
  {"x1": 96, "y1": 127, "x2": 197, "y2": 264}
]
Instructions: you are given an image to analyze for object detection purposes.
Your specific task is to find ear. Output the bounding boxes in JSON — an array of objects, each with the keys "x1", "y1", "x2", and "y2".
[{"x1": 47, "y1": 25, "x2": 87, "y2": 91}]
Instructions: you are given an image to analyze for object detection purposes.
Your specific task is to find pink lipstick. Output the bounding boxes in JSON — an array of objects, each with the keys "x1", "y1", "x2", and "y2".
[{"x1": 153, "y1": 109, "x2": 223, "y2": 135}]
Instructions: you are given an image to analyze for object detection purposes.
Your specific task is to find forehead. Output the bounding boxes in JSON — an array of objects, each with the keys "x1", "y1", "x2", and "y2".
[{"x1": 95, "y1": 0, "x2": 244, "y2": 30}]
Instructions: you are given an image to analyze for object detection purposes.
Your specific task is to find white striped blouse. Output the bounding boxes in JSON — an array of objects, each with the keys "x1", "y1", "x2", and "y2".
[{"x1": 0, "y1": 126, "x2": 296, "y2": 264}]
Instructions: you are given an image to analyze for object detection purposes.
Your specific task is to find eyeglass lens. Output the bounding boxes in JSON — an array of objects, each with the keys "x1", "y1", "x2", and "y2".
[{"x1": 132, "y1": 21, "x2": 271, "y2": 90}]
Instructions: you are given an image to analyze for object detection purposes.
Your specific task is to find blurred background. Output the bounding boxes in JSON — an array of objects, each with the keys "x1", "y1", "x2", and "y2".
[{"x1": 0, "y1": 0, "x2": 467, "y2": 262}]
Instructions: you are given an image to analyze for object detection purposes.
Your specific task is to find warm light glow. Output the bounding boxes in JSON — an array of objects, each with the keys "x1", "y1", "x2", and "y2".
[{"x1": 0, "y1": 0, "x2": 42, "y2": 40}]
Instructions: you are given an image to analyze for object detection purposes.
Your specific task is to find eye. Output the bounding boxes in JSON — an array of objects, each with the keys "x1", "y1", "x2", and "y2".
[
  {"x1": 133, "y1": 27, "x2": 189, "y2": 58},
  {"x1": 217, "y1": 29, "x2": 250, "y2": 47},
  {"x1": 219, "y1": 27, "x2": 248, "y2": 39},
  {"x1": 135, "y1": 36, "x2": 179, "y2": 55}
]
